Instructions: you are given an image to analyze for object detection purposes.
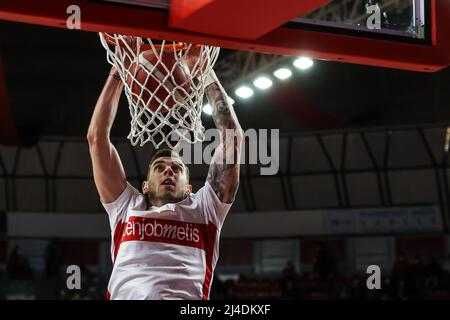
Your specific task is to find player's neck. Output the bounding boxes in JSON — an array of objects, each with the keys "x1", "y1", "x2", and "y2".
[
  {"x1": 146, "y1": 194, "x2": 186, "y2": 208},
  {"x1": 150, "y1": 198, "x2": 171, "y2": 208}
]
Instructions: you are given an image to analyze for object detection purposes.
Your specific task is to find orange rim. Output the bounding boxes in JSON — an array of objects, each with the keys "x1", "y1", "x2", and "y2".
[{"x1": 102, "y1": 32, "x2": 199, "y2": 52}]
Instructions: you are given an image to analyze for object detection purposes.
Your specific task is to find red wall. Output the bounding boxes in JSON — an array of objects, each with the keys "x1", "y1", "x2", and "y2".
[{"x1": 396, "y1": 236, "x2": 445, "y2": 260}]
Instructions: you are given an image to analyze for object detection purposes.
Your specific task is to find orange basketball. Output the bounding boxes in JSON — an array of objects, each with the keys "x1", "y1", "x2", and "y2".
[{"x1": 127, "y1": 50, "x2": 191, "y2": 112}]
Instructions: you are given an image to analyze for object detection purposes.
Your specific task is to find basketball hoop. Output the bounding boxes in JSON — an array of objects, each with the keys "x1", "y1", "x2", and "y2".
[{"x1": 99, "y1": 33, "x2": 220, "y2": 149}]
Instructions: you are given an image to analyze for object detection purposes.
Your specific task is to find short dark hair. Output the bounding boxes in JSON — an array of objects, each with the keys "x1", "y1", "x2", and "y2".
[{"x1": 147, "y1": 148, "x2": 190, "y2": 180}]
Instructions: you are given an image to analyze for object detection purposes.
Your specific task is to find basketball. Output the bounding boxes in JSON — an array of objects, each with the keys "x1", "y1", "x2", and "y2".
[{"x1": 127, "y1": 50, "x2": 191, "y2": 112}]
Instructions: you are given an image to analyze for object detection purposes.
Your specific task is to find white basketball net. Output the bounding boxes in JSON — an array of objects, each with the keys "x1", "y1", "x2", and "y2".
[{"x1": 99, "y1": 33, "x2": 220, "y2": 149}]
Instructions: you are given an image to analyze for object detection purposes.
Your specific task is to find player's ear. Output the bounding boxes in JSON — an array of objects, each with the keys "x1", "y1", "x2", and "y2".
[
  {"x1": 142, "y1": 181, "x2": 149, "y2": 194},
  {"x1": 187, "y1": 184, "x2": 192, "y2": 194}
]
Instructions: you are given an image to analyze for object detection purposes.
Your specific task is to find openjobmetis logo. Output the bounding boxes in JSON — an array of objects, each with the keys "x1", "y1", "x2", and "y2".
[{"x1": 120, "y1": 216, "x2": 207, "y2": 250}]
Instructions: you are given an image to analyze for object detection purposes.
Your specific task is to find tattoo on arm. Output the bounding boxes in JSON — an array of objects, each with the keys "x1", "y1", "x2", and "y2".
[{"x1": 205, "y1": 82, "x2": 243, "y2": 203}]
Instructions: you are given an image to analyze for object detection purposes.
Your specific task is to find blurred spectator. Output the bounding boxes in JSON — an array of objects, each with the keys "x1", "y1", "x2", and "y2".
[
  {"x1": 442, "y1": 255, "x2": 450, "y2": 274},
  {"x1": 7, "y1": 245, "x2": 33, "y2": 279},
  {"x1": 391, "y1": 252, "x2": 409, "y2": 299},
  {"x1": 424, "y1": 256, "x2": 442, "y2": 290},
  {"x1": 313, "y1": 243, "x2": 336, "y2": 281},
  {"x1": 210, "y1": 274, "x2": 225, "y2": 299},
  {"x1": 223, "y1": 279, "x2": 237, "y2": 300},
  {"x1": 348, "y1": 276, "x2": 367, "y2": 300},
  {"x1": 280, "y1": 261, "x2": 298, "y2": 299},
  {"x1": 392, "y1": 252, "x2": 409, "y2": 279},
  {"x1": 408, "y1": 254, "x2": 426, "y2": 299},
  {"x1": 442, "y1": 255, "x2": 450, "y2": 290},
  {"x1": 426, "y1": 256, "x2": 442, "y2": 276},
  {"x1": 45, "y1": 239, "x2": 63, "y2": 279},
  {"x1": 410, "y1": 255, "x2": 425, "y2": 277},
  {"x1": 381, "y1": 276, "x2": 395, "y2": 300},
  {"x1": 336, "y1": 279, "x2": 350, "y2": 299},
  {"x1": 6, "y1": 246, "x2": 20, "y2": 275}
]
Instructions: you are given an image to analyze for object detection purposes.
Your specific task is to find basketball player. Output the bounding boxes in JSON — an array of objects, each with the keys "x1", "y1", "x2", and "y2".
[{"x1": 87, "y1": 43, "x2": 243, "y2": 300}]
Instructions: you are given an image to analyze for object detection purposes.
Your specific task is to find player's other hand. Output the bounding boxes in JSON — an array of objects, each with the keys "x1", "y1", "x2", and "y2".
[
  {"x1": 117, "y1": 36, "x2": 140, "y2": 70},
  {"x1": 121, "y1": 36, "x2": 140, "y2": 54},
  {"x1": 184, "y1": 45, "x2": 208, "y2": 75}
]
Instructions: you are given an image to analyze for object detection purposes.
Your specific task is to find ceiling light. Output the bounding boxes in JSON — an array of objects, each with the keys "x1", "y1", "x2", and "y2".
[
  {"x1": 273, "y1": 68, "x2": 292, "y2": 80},
  {"x1": 235, "y1": 86, "x2": 254, "y2": 99},
  {"x1": 202, "y1": 103, "x2": 212, "y2": 115},
  {"x1": 293, "y1": 57, "x2": 314, "y2": 70},
  {"x1": 253, "y1": 76, "x2": 273, "y2": 90}
]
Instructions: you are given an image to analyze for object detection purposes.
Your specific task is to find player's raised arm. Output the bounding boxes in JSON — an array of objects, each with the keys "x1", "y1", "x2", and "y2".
[
  {"x1": 205, "y1": 70, "x2": 243, "y2": 203},
  {"x1": 87, "y1": 66, "x2": 127, "y2": 204}
]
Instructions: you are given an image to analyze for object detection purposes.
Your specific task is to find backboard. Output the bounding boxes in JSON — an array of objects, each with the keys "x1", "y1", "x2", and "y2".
[{"x1": 0, "y1": 0, "x2": 448, "y2": 72}]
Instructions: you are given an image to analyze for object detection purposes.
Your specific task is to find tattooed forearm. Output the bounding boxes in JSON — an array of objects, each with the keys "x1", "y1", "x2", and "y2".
[
  {"x1": 205, "y1": 82, "x2": 240, "y2": 131},
  {"x1": 207, "y1": 157, "x2": 240, "y2": 202},
  {"x1": 205, "y1": 81, "x2": 243, "y2": 203}
]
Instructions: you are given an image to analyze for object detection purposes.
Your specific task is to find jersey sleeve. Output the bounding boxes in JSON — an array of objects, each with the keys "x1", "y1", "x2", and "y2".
[
  {"x1": 195, "y1": 181, "x2": 233, "y2": 229},
  {"x1": 101, "y1": 182, "x2": 142, "y2": 231}
]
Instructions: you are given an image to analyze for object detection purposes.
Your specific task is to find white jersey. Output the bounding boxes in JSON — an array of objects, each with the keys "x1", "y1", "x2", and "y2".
[{"x1": 102, "y1": 181, "x2": 231, "y2": 300}]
